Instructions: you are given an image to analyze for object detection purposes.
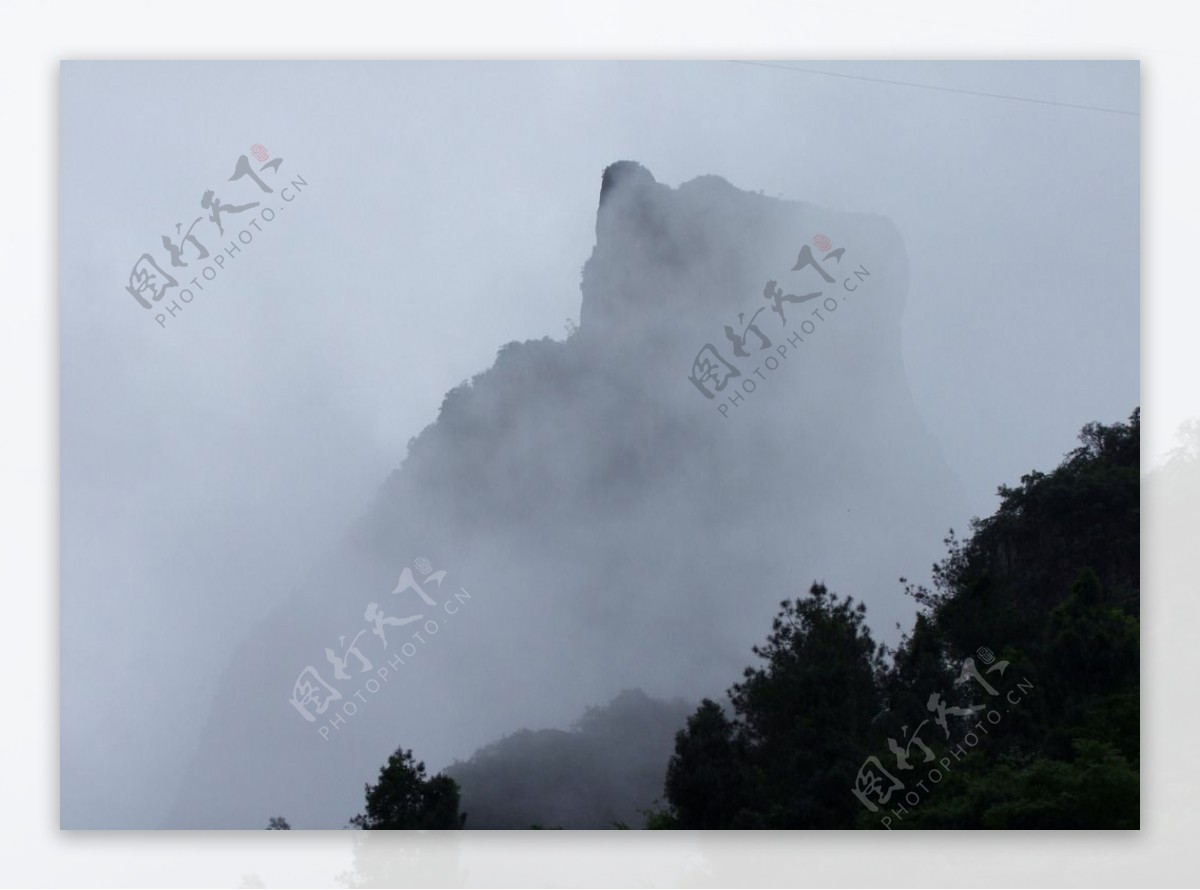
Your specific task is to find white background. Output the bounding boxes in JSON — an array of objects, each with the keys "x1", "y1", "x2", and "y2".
[{"x1": 2, "y1": 0, "x2": 1193, "y2": 886}]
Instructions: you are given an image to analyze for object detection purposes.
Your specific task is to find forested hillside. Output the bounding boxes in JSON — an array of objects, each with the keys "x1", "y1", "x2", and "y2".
[
  {"x1": 335, "y1": 410, "x2": 1140, "y2": 830},
  {"x1": 656, "y1": 409, "x2": 1140, "y2": 829}
]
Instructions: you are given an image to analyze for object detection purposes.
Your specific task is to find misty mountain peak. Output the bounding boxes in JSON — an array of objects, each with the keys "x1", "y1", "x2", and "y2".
[
  {"x1": 598, "y1": 160, "x2": 659, "y2": 207},
  {"x1": 167, "y1": 160, "x2": 962, "y2": 829}
]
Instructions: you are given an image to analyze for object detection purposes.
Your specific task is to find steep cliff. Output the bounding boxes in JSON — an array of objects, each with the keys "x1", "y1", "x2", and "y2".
[{"x1": 166, "y1": 161, "x2": 963, "y2": 828}]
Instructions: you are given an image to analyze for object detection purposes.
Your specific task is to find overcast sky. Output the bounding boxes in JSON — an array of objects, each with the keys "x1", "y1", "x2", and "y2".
[{"x1": 60, "y1": 60, "x2": 1139, "y2": 828}]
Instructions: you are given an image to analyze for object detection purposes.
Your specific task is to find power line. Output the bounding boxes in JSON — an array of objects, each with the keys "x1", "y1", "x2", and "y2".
[{"x1": 729, "y1": 60, "x2": 1139, "y2": 117}]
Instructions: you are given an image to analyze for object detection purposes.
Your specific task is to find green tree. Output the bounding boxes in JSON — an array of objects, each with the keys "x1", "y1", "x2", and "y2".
[
  {"x1": 664, "y1": 584, "x2": 885, "y2": 828},
  {"x1": 665, "y1": 410, "x2": 1139, "y2": 830},
  {"x1": 663, "y1": 699, "x2": 747, "y2": 828},
  {"x1": 925, "y1": 409, "x2": 1140, "y2": 668},
  {"x1": 730, "y1": 584, "x2": 885, "y2": 827},
  {"x1": 350, "y1": 748, "x2": 465, "y2": 829},
  {"x1": 875, "y1": 410, "x2": 1140, "y2": 828},
  {"x1": 889, "y1": 741, "x2": 1138, "y2": 829}
]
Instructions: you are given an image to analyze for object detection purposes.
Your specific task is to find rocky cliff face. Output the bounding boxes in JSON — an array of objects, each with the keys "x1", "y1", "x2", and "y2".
[{"x1": 166, "y1": 162, "x2": 963, "y2": 828}]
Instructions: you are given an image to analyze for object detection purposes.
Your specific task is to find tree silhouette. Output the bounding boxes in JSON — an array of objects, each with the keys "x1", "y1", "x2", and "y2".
[
  {"x1": 665, "y1": 584, "x2": 885, "y2": 828},
  {"x1": 661, "y1": 410, "x2": 1139, "y2": 829},
  {"x1": 350, "y1": 748, "x2": 465, "y2": 830},
  {"x1": 663, "y1": 699, "x2": 747, "y2": 828}
]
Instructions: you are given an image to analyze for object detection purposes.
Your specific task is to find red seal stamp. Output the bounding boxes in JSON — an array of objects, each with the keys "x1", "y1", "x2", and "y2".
[
  {"x1": 813, "y1": 233, "x2": 832, "y2": 253},
  {"x1": 251, "y1": 144, "x2": 269, "y2": 162}
]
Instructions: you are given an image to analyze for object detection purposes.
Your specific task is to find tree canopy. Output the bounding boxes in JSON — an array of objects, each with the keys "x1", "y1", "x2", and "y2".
[
  {"x1": 350, "y1": 748, "x2": 465, "y2": 830},
  {"x1": 658, "y1": 409, "x2": 1140, "y2": 829}
]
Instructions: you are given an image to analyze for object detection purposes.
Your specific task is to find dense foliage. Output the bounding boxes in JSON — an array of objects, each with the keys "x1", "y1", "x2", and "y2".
[{"x1": 658, "y1": 409, "x2": 1140, "y2": 829}]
